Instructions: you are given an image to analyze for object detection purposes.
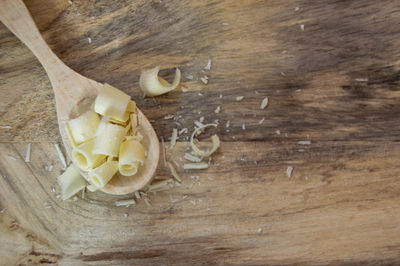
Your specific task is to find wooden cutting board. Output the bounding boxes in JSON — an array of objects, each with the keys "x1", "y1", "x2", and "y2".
[{"x1": 1, "y1": 0, "x2": 400, "y2": 264}]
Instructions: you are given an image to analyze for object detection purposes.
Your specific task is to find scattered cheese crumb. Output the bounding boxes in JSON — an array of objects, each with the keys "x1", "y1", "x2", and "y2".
[
  {"x1": 281, "y1": 72, "x2": 286, "y2": 76},
  {"x1": 298, "y1": 140, "x2": 311, "y2": 145},
  {"x1": 8, "y1": 155, "x2": 17, "y2": 161},
  {"x1": 242, "y1": 123, "x2": 246, "y2": 130},
  {"x1": 134, "y1": 191, "x2": 141, "y2": 199},
  {"x1": 199, "y1": 116, "x2": 205, "y2": 123},
  {"x1": 68, "y1": 0, "x2": 72, "y2": 4},
  {"x1": 24, "y1": 143, "x2": 31, "y2": 163},
  {"x1": 0, "y1": 208, "x2": 6, "y2": 214},
  {"x1": 257, "y1": 228, "x2": 263, "y2": 233},
  {"x1": 260, "y1": 97, "x2": 269, "y2": 109},
  {"x1": 219, "y1": 94, "x2": 223, "y2": 98},
  {"x1": 200, "y1": 76, "x2": 209, "y2": 84},
  {"x1": 186, "y1": 75, "x2": 194, "y2": 80},
  {"x1": 258, "y1": 118, "x2": 265, "y2": 124},
  {"x1": 0, "y1": 126, "x2": 11, "y2": 129},
  {"x1": 184, "y1": 153, "x2": 202, "y2": 162},
  {"x1": 204, "y1": 59, "x2": 211, "y2": 70},
  {"x1": 276, "y1": 130, "x2": 281, "y2": 135},
  {"x1": 164, "y1": 114, "x2": 174, "y2": 120},
  {"x1": 355, "y1": 78, "x2": 368, "y2": 82},
  {"x1": 194, "y1": 121, "x2": 204, "y2": 128},
  {"x1": 236, "y1": 96, "x2": 244, "y2": 101},
  {"x1": 144, "y1": 198, "x2": 152, "y2": 206},
  {"x1": 168, "y1": 162, "x2": 182, "y2": 182},
  {"x1": 170, "y1": 128, "x2": 178, "y2": 148},
  {"x1": 198, "y1": 92, "x2": 204, "y2": 96},
  {"x1": 295, "y1": 6, "x2": 299, "y2": 11},
  {"x1": 115, "y1": 199, "x2": 136, "y2": 207},
  {"x1": 226, "y1": 120, "x2": 230, "y2": 128},
  {"x1": 179, "y1": 128, "x2": 188, "y2": 135},
  {"x1": 88, "y1": 37, "x2": 92, "y2": 43},
  {"x1": 300, "y1": 24, "x2": 305, "y2": 31},
  {"x1": 54, "y1": 144, "x2": 67, "y2": 168},
  {"x1": 286, "y1": 166, "x2": 293, "y2": 178},
  {"x1": 214, "y1": 106, "x2": 221, "y2": 114},
  {"x1": 183, "y1": 162, "x2": 209, "y2": 170},
  {"x1": 222, "y1": 22, "x2": 229, "y2": 26},
  {"x1": 123, "y1": 213, "x2": 128, "y2": 217}
]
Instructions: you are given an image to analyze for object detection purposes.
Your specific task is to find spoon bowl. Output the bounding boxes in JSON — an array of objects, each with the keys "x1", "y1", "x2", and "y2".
[{"x1": 0, "y1": 0, "x2": 159, "y2": 195}]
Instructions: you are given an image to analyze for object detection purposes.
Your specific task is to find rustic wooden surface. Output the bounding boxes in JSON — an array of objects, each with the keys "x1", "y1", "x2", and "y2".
[{"x1": 1, "y1": 0, "x2": 400, "y2": 265}]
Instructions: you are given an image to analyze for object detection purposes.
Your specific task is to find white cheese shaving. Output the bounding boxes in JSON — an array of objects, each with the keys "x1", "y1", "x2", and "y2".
[
  {"x1": 148, "y1": 179, "x2": 174, "y2": 192},
  {"x1": 236, "y1": 96, "x2": 244, "y2": 101},
  {"x1": 184, "y1": 153, "x2": 202, "y2": 162},
  {"x1": 200, "y1": 76, "x2": 209, "y2": 84},
  {"x1": 170, "y1": 128, "x2": 178, "y2": 148},
  {"x1": 298, "y1": 140, "x2": 311, "y2": 145},
  {"x1": 214, "y1": 106, "x2": 221, "y2": 113},
  {"x1": 178, "y1": 128, "x2": 188, "y2": 135},
  {"x1": 167, "y1": 162, "x2": 182, "y2": 182},
  {"x1": 88, "y1": 37, "x2": 92, "y2": 43},
  {"x1": 286, "y1": 166, "x2": 293, "y2": 178},
  {"x1": 134, "y1": 191, "x2": 141, "y2": 199},
  {"x1": 194, "y1": 121, "x2": 204, "y2": 128},
  {"x1": 183, "y1": 162, "x2": 209, "y2": 170},
  {"x1": 24, "y1": 143, "x2": 31, "y2": 163},
  {"x1": 226, "y1": 120, "x2": 230, "y2": 128},
  {"x1": 204, "y1": 59, "x2": 211, "y2": 70},
  {"x1": 0, "y1": 126, "x2": 11, "y2": 129},
  {"x1": 242, "y1": 123, "x2": 246, "y2": 130},
  {"x1": 355, "y1": 78, "x2": 368, "y2": 82},
  {"x1": 54, "y1": 143, "x2": 67, "y2": 168},
  {"x1": 115, "y1": 199, "x2": 136, "y2": 206},
  {"x1": 258, "y1": 118, "x2": 265, "y2": 124},
  {"x1": 260, "y1": 97, "x2": 269, "y2": 109},
  {"x1": 164, "y1": 114, "x2": 174, "y2": 120},
  {"x1": 300, "y1": 24, "x2": 305, "y2": 31},
  {"x1": 144, "y1": 197, "x2": 152, "y2": 206}
]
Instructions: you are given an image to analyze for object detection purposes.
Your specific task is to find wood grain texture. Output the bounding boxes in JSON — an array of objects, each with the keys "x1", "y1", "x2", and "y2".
[{"x1": 1, "y1": 0, "x2": 400, "y2": 265}]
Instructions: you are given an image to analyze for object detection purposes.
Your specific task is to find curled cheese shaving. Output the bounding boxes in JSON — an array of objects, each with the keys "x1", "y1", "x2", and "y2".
[
  {"x1": 94, "y1": 83, "x2": 131, "y2": 122},
  {"x1": 190, "y1": 124, "x2": 220, "y2": 157},
  {"x1": 118, "y1": 140, "x2": 145, "y2": 176},
  {"x1": 139, "y1": 66, "x2": 181, "y2": 96},
  {"x1": 88, "y1": 160, "x2": 119, "y2": 188},
  {"x1": 72, "y1": 139, "x2": 106, "y2": 170},
  {"x1": 67, "y1": 110, "x2": 100, "y2": 145},
  {"x1": 183, "y1": 162, "x2": 209, "y2": 170}
]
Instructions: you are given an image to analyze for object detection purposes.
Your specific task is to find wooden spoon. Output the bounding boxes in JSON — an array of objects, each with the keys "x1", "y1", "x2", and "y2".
[{"x1": 0, "y1": 0, "x2": 160, "y2": 195}]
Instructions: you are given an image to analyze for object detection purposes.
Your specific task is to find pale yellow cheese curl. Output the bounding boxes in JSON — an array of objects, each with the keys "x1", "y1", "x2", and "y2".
[
  {"x1": 88, "y1": 160, "x2": 119, "y2": 188},
  {"x1": 118, "y1": 139, "x2": 145, "y2": 176},
  {"x1": 67, "y1": 110, "x2": 100, "y2": 145},
  {"x1": 72, "y1": 138, "x2": 106, "y2": 170},
  {"x1": 93, "y1": 123, "x2": 125, "y2": 157},
  {"x1": 94, "y1": 83, "x2": 131, "y2": 122},
  {"x1": 139, "y1": 66, "x2": 181, "y2": 96}
]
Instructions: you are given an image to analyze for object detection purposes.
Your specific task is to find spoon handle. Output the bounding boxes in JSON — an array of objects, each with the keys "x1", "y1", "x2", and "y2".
[{"x1": 0, "y1": 0, "x2": 71, "y2": 86}]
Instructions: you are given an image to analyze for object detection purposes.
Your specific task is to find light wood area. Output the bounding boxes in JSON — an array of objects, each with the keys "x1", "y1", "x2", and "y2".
[{"x1": 1, "y1": 0, "x2": 400, "y2": 265}]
